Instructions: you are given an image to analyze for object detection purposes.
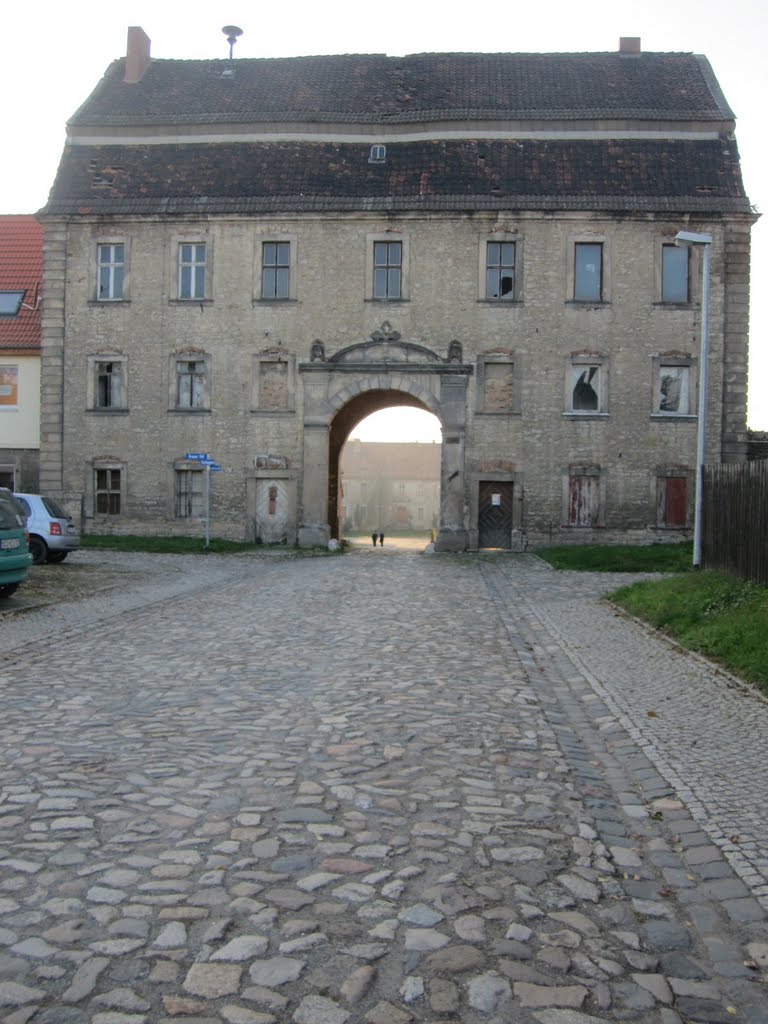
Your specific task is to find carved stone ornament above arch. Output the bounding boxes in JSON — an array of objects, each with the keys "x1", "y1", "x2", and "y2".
[{"x1": 300, "y1": 323, "x2": 470, "y2": 374}]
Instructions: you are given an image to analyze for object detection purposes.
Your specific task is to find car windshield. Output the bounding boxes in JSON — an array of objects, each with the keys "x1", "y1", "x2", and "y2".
[{"x1": 42, "y1": 497, "x2": 71, "y2": 519}]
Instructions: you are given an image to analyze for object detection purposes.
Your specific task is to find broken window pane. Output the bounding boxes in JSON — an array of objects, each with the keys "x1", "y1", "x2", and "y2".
[
  {"x1": 571, "y1": 365, "x2": 600, "y2": 411},
  {"x1": 658, "y1": 365, "x2": 689, "y2": 414},
  {"x1": 486, "y1": 242, "x2": 515, "y2": 300}
]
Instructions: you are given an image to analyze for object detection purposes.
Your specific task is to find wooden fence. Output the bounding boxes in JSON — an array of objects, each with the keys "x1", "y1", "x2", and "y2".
[{"x1": 702, "y1": 461, "x2": 768, "y2": 585}]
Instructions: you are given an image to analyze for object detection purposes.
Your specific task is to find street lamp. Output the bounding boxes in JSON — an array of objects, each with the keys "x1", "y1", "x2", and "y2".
[{"x1": 674, "y1": 230, "x2": 712, "y2": 568}]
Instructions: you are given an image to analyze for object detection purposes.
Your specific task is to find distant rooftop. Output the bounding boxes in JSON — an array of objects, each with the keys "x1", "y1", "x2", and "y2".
[{"x1": 0, "y1": 215, "x2": 42, "y2": 351}]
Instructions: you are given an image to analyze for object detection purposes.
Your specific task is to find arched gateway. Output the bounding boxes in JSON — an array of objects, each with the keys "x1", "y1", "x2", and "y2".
[{"x1": 297, "y1": 323, "x2": 471, "y2": 552}]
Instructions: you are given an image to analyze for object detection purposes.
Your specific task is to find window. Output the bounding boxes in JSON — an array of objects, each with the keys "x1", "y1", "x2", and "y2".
[
  {"x1": 486, "y1": 242, "x2": 516, "y2": 300},
  {"x1": 661, "y1": 244, "x2": 690, "y2": 303},
  {"x1": 574, "y1": 243, "x2": 603, "y2": 301},
  {"x1": 178, "y1": 243, "x2": 206, "y2": 299},
  {"x1": 0, "y1": 291, "x2": 25, "y2": 316},
  {"x1": 95, "y1": 468, "x2": 121, "y2": 515},
  {"x1": 176, "y1": 358, "x2": 207, "y2": 409},
  {"x1": 175, "y1": 469, "x2": 204, "y2": 518},
  {"x1": 658, "y1": 364, "x2": 690, "y2": 414},
  {"x1": 566, "y1": 356, "x2": 607, "y2": 414},
  {"x1": 97, "y1": 244, "x2": 125, "y2": 300},
  {"x1": 262, "y1": 242, "x2": 290, "y2": 300},
  {"x1": 369, "y1": 144, "x2": 386, "y2": 163},
  {"x1": 373, "y1": 241, "x2": 402, "y2": 299},
  {"x1": 652, "y1": 357, "x2": 695, "y2": 417},
  {"x1": 656, "y1": 475, "x2": 687, "y2": 528},
  {"x1": 95, "y1": 360, "x2": 124, "y2": 409},
  {"x1": 568, "y1": 469, "x2": 601, "y2": 527}
]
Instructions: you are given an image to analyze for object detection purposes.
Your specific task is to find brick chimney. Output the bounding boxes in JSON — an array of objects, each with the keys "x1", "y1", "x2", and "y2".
[
  {"x1": 124, "y1": 26, "x2": 151, "y2": 83},
  {"x1": 619, "y1": 37, "x2": 641, "y2": 55}
]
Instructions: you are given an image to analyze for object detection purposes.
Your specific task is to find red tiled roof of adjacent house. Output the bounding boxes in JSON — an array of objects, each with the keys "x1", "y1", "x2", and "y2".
[
  {"x1": 0, "y1": 215, "x2": 43, "y2": 351},
  {"x1": 69, "y1": 51, "x2": 734, "y2": 126}
]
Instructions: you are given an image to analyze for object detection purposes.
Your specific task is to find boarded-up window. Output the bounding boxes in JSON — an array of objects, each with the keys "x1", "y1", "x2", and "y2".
[
  {"x1": 258, "y1": 361, "x2": 289, "y2": 410},
  {"x1": 657, "y1": 476, "x2": 686, "y2": 527},
  {"x1": 569, "y1": 473, "x2": 600, "y2": 526},
  {"x1": 484, "y1": 361, "x2": 515, "y2": 412}
]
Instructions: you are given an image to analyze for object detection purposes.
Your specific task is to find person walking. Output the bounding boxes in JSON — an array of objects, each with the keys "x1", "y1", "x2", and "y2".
[
  {"x1": 372, "y1": 530, "x2": 378, "y2": 547},
  {"x1": 379, "y1": 531, "x2": 385, "y2": 547}
]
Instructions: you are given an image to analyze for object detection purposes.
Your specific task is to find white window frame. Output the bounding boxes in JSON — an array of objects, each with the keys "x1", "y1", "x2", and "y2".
[
  {"x1": 171, "y1": 235, "x2": 212, "y2": 302},
  {"x1": 95, "y1": 241, "x2": 127, "y2": 301}
]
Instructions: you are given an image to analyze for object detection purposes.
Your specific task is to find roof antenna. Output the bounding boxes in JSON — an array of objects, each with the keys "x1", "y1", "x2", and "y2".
[{"x1": 222, "y1": 25, "x2": 243, "y2": 66}]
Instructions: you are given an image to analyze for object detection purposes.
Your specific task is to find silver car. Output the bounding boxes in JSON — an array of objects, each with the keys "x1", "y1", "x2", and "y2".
[{"x1": 13, "y1": 493, "x2": 80, "y2": 565}]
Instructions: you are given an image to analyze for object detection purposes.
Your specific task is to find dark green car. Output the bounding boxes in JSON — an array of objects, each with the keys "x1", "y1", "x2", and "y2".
[{"x1": 0, "y1": 490, "x2": 32, "y2": 599}]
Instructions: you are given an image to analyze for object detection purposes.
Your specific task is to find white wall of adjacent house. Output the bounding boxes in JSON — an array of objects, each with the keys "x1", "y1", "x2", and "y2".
[{"x1": 0, "y1": 355, "x2": 40, "y2": 448}]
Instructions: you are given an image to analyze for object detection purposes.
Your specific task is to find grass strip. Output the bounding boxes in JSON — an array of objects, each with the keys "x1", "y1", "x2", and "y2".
[
  {"x1": 538, "y1": 542, "x2": 693, "y2": 573},
  {"x1": 611, "y1": 571, "x2": 768, "y2": 693}
]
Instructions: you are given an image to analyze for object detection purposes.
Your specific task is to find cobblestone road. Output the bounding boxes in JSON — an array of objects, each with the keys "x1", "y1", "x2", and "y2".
[{"x1": 0, "y1": 547, "x2": 766, "y2": 1024}]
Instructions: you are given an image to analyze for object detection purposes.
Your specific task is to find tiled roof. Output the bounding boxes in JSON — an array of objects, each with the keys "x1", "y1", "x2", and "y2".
[
  {"x1": 69, "y1": 52, "x2": 733, "y2": 126},
  {"x1": 0, "y1": 215, "x2": 42, "y2": 352},
  {"x1": 42, "y1": 138, "x2": 751, "y2": 217}
]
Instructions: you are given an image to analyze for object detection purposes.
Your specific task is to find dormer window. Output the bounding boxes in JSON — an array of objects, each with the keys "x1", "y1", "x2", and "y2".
[{"x1": 369, "y1": 144, "x2": 386, "y2": 164}]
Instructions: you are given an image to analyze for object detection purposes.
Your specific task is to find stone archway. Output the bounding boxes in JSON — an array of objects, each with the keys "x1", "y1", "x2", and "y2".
[
  {"x1": 297, "y1": 324, "x2": 472, "y2": 551},
  {"x1": 327, "y1": 389, "x2": 433, "y2": 541}
]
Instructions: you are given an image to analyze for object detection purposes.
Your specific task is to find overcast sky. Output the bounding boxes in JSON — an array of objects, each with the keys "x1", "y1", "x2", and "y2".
[{"x1": 2, "y1": 0, "x2": 764, "y2": 438}]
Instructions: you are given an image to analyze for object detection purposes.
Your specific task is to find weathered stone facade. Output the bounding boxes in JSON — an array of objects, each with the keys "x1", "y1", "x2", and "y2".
[{"x1": 38, "y1": 34, "x2": 756, "y2": 549}]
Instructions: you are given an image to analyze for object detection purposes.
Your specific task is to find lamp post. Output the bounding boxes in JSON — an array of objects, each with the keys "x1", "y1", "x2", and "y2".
[{"x1": 674, "y1": 230, "x2": 712, "y2": 568}]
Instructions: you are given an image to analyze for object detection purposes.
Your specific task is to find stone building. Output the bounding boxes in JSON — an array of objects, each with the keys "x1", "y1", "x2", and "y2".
[
  {"x1": 340, "y1": 440, "x2": 440, "y2": 534},
  {"x1": 38, "y1": 29, "x2": 756, "y2": 549}
]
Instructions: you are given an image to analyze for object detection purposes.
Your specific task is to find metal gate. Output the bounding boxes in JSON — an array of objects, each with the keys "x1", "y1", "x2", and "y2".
[{"x1": 478, "y1": 481, "x2": 514, "y2": 548}]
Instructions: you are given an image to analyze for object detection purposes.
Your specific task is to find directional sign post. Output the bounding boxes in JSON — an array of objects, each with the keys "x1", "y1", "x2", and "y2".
[{"x1": 182, "y1": 454, "x2": 220, "y2": 546}]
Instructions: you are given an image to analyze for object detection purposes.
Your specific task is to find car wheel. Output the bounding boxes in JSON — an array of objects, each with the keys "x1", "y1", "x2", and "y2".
[
  {"x1": 28, "y1": 536, "x2": 48, "y2": 565},
  {"x1": 47, "y1": 551, "x2": 68, "y2": 564},
  {"x1": 0, "y1": 583, "x2": 19, "y2": 599}
]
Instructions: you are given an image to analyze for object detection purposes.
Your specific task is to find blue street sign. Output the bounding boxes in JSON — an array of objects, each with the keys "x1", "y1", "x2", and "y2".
[
  {"x1": 208, "y1": 463, "x2": 222, "y2": 472},
  {"x1": 184, "y1": 452, "x2": 209, "y2": 461}
]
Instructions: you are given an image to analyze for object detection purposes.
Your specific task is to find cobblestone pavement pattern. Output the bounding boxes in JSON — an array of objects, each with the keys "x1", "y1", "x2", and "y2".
[{"x1": 1, "y1": 547, "x2": 767, "y2": 1024}]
